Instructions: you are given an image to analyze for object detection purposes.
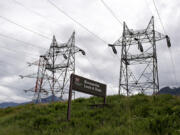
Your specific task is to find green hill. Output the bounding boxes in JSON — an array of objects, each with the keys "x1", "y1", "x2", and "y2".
[{"x1": 0, "y1": 94, "x2": 180, "y2": 135}]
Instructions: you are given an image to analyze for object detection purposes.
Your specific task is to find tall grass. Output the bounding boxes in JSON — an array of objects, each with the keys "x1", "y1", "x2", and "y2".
[{"x1": 0, "y1": 94, "x2": 180, "y2": 135}]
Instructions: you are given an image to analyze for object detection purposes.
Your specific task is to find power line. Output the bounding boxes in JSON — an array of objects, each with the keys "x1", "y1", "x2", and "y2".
[
  {"x1": 13, "y1": 0, "x2": 119, "y2": 63},
  {"x1": 12, "y1": 0, "x2": 62, "y2": 28},
  {"x1": 168, "y1": 48, "x2": 178, "y2": 86},
  {"x1": 152, "y1": 0, "x2": 178, "y2": 86},
  {"x1": 0, "y1": 33, "x2": 47, "y2": 70},
  {"x1": 0, "y1": 43, "x2": 39, "y2": 59},
  {"x1": 47, "y1": 0, "x2": 108, "y2": 44},
  {"x1": 12, "y1": 0, "x2": 47, "y2": 19},
  {"x1": 145, "y1": 0, "x2": 177, "y2": 86},
  {"x1": 1, "y1": 0, "x2": 119, "y2": 94},
  {"x1": 84, "y1": 56, "x2": 117, "y2": 92},
  {"x1": 0, "y1": 15, "x2": 51, "y2": 40},
  {"x1": 99, "y1": 0, "x2": 124, "y2": 61},
  {"x1": 152, "y1": 0, "x2": 167, "y2": 34},
  {"x1": 100, "y1": 0, "x2": 123, "y2": 26},
  {"x1": 12, "y1": 0, "x2": 118, "y2": 65},
  {"x1": 0, "y1": 33, "x2": 46, "y2": 50},
  {"x1": 12, "y1": 0, "x2": 116, "y2": 64},
  {"x1": 0, "y1": 60, "x2": 30, "y2": 76},
  {"x1": 47, "y1": 0, "x2": 121, "y2": 62},
  {"x1": 0, "y1": 48, "x2": 38, "y2": 75},
  {"x1": 86, "y1": 56, "x2": 105, "y2": 80},
  {"x1": 13, "y1": 0, "x2": 120, "y2": 63}
]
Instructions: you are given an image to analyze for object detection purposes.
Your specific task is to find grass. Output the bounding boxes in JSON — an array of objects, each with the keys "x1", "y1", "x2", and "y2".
[{"x1": 0, "y1": 94, "x2": 180, "y2": 135}]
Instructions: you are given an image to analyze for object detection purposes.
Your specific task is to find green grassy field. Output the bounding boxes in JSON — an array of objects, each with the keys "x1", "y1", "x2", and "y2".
[{"x1": 0, "y1": 94, "x2": 180, "y2": 135}]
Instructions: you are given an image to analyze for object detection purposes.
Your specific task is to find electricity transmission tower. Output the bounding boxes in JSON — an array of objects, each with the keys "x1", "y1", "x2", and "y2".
[
  {"x1": 109, "y1": 16, "x2": 171, "y2": 96},
  {"x1": 20, "y1": 31, "x2": 85, "y2": 102}
]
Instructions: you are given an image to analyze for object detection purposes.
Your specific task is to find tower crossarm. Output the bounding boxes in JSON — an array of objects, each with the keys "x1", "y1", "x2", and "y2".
[
  {"x1": 113, "y1": 30, "x2": 166, "y2": 46},
  {"x1": 125, "y1": 53, "x2": 153, "y2": 61},
  {"x1": 73, "y1": 46, "x2": 86, "y2": 55},
  {"x1": 24, "y1": 87, "x2": 34, "y2": 93},
  {"x1": 45, "y1": 64, "x2": 68, "y2": 71},
  {"x1": 27, "y1": 60, "x2": 39, "y2": 66},
  {"x1": 45, "y1": 44, "x2": 85, "y2": 57},
  {"x1": 19, "y1": 73, "x2": 37, "y2": 79}
]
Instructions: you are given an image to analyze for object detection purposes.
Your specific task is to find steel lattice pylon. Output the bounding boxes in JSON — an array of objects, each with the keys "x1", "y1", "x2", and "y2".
[
  {"x1": 109, "y1": 16, "x2": 171, "y2": 96},
  {"x1": 21, "y1": 31, "x2": 85, "y2": 102}
]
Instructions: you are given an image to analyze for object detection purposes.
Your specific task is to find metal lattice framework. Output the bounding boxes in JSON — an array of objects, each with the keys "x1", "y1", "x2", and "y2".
[
  {"x1": 21, "y1": 31, "x2": 85, "y2": 102},
  {"x1": 109, "y1": 16, "x2": 171, "y2": 96}
]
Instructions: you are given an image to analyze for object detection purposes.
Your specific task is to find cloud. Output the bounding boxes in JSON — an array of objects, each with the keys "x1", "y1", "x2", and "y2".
[{"x1": 0, "y1": 0, "x2": 179, "y2": 103}]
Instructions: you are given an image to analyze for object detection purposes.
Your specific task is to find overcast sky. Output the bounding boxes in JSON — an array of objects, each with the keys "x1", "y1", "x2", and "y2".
[{"x1": 0, "y1": 0, "x2": 179, "y2": 103}]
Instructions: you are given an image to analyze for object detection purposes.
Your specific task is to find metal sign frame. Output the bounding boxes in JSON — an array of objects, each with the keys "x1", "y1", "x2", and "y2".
[{"x1": 67, "y1": 74, "x2": 107, "y2": 121}]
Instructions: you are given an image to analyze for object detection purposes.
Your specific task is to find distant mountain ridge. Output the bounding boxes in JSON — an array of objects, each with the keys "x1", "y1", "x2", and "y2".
[
  {"x1": 157, "y1": 87, "x2": 180, "y2": 95},
  {"x1": 0, "y1": 95, "x2": 63, "y2": 108},
  {"x1": 0, "y1": 102, "x2": 20, "y2": 108}
]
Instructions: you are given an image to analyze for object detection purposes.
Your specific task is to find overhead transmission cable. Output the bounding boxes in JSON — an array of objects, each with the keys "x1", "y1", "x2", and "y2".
[
  {"x1": 12, "y1": 0, "x2": 61, "y2": 28},
  {"x1": 12, "y1": 0, "x2": 47, "y2": 19},
  {"x1": 0, "y1": 44, "x2": 39, "y2": 73},
  {"x1": 11, "y1": 0, "x2": 68, "y2": 45},
  {"x1": 84, "y1": 55, "x2": 117, "y2": 92},
  {"x1": 47, "y1": 0, "x2": 120, "y2": 62},
  {"x1": 152, "y1": 0, "x2": 166, "y2": 34},
  {"x1": 0, "y1": 60, "x2": 30, "y2": 76},
  {"x1": 16, "y1": 0, "x2": 120, "y2": 62},
  {"x1": 100, "y1": 1, "x2": 132, "y2": 129},
  {"x1": 85, "y1": 56, "x2": 105, "y2": 80},
  {"x1": 0, "y1": 33, "x2": 46, "y2": 50},
  {"x1": 168, "y1": 48, "x2": 178, "y2": 86},
  {"x1": 0, "y1": 43, "x2": 39, "y2": 59},
  {"x1": 0, "y1": 16, "x2": 51, "y2": 40},
  {"x1": 100, "y1": 0, "x2": 125, "y2": 58},
  {"x1": 151, "y1": 0, "x2": 177, "y2": 85},
  {"x1": 1, "y1": 0, "x2": 119, "y2": 92},
  {"x1": 0, "y1": 33, "x2": 45, "y2": 67},
  {"x1": 47, "y1": 0, "x2": 119, "y2": 63},
  {"x1": 0, "y1": 35, "x2": 45, "y2": 77},
  {"x1": 47, "y1": 0, "x2": 108, "y2": 44},
  {"x1": 100, "y1": 0, "x2": 123, "y2": 26},
  {"x1": 11, "y1": 0, "x2": 67, "y2": 45},
  {"x1": 0, "y1": 47, "x2": 38, "y2": 60},
  {"x1": 100, "y1": 0, "x2": 124, "y2": 59},
  {"x1": 99, "y1": 0, "x2": 125, "y2": 86}
]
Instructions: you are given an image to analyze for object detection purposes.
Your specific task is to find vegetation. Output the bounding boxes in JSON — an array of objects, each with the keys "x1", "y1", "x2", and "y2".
[{"x1": 0, "y1": 94, "x2": 180, "y2": 135}]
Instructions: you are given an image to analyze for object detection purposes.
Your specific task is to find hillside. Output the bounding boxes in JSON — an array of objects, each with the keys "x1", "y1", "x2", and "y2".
[{"x1": 0, "y1": 94, "x2": 180, "y2": 135}]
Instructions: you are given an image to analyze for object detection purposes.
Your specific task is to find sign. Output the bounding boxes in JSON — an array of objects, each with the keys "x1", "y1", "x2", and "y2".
[
  {"x1": 72, "y1": 74, "x2": 106, "y2": 97},
  {"x1": 67, "y1": 74, "x2": 107, "y2": 121}
]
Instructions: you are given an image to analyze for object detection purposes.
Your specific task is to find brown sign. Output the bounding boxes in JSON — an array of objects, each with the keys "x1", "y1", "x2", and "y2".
[
  {"x1": 72, "y1": 74, "x2": 106, "y2": 97},
  {"x1": 67, "y1": 74, "x2": 107, "y2": 121}
]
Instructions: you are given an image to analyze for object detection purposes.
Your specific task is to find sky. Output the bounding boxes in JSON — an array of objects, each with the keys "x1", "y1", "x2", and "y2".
[{"x1": 0, "y1": 0, "x2": 179, "y2": 103}]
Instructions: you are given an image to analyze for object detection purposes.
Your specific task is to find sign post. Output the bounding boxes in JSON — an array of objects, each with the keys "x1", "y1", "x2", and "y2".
[
  {"x1": 67, "y1": 74, "x2": 107, "y2": 121},
  {"x1": 67, "y1": 74, "x2": 73, "y2": 121}
]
